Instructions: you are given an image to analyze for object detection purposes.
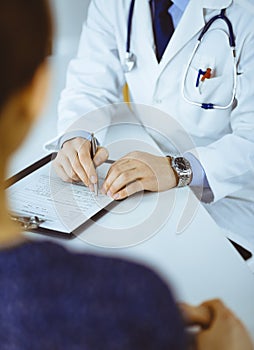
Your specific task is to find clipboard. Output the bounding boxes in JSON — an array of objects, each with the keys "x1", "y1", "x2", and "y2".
[
  {"x1": 5, "y1": 153, "x2": 116, "y2": 240},
  {"x1": 5, "y1": 122, "x2": 167, "y2": 241}
]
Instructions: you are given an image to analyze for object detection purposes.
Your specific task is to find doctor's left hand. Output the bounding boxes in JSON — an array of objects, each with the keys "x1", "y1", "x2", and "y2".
[{"x1": 101, "y1": 151, "x2": 177, "y2": 200}]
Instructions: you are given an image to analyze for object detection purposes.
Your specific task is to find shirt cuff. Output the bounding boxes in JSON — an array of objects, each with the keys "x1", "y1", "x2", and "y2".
[
  {"x1": 184, "y1": 152, "x2": 214, "y2": 203},
  {"x1": 59, "y1": 130, "x2": 93, "y2": 149},
  {"x1": 184, "y1": 152, "x2": 210, "y2": 188},
  {"x1": 44, "y1": 130, "x2": 93, "y2": 151}
]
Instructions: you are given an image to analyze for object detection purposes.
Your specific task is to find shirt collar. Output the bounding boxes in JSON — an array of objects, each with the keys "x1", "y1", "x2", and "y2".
[
  {"x1": 148, "y1": 0, "x2": 190, "y2": 13},
  {"x1": 172, "y1": 0, "x2": 190, "y2": 13}
]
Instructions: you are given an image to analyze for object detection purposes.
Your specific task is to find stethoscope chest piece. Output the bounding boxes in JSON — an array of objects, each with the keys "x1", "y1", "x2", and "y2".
[{"x1": 123, "y1": 52, "x2": 136, "y2": 73}]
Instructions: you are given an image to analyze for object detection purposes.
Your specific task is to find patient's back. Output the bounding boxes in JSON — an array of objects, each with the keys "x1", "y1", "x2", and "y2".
[{"x1": 0, "y1": 241, "x2": 186, "y2": 350}]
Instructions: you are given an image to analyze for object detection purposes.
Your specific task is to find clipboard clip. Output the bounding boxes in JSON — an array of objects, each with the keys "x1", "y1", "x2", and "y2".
[{"x1": 10, "y1": 214, "x2": 45, "y2": 230}]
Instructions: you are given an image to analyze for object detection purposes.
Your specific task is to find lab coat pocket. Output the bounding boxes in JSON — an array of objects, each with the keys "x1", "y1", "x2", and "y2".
[{"x1": 184, "y1": 56, "x2": 234, "y2": 107}]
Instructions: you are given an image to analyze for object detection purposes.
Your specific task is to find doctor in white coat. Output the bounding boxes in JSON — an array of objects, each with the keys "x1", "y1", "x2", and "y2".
[{"x1": 52, "y1": 0, "x2": 254, "y2": 249}]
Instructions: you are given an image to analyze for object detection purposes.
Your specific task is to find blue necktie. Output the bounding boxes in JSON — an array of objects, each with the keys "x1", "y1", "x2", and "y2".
[{"x1": 153, "y1": 0, "x2": 174, "y2": 62}]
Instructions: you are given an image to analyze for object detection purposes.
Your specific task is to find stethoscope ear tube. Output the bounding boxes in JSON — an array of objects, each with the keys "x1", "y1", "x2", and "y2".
[
  {"x1": 182, "y1": 9, "x2": 237, "y2": 110},
  {"x1": 182, "y1": 39, "x2": 237, "y2": 110},
  {"x1": 198, "y1": 8, "x2": 235, "y2": 47},
  {"x1": 124, "y1": 3, "x2": 237, "y2": 108}
]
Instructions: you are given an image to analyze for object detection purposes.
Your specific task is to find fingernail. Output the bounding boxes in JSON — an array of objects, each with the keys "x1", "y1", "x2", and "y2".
[
  {"x1": 89, "y1": 184, "x2": 94, "y2": 192},
  {"x1": 107, "y1": 190, "x2": 112, "y2": 198},
  {"x1": 90, "y1": 176, "x2": 97, "y2": 184},
  {"x1": 113, "y1": 193, "x2": 119, "y2": 200},
  {"x1": 101, "y1": 187, "x2": 106, "y2": 195},
  {"x1": 96, "y1": 157, "x2": 101, "y2": 164}
]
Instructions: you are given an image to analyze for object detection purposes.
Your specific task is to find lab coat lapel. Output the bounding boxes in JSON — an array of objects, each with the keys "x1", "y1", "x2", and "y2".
[
  {"x1": 158, "y1": 0, "x2": 205, "y2": 73},
  {"x1": 157, "y1": 0, "x2": 233, "y2": 74},
  {"x1": 201, "y1": 0, "x2": 232, "y2": 9}
]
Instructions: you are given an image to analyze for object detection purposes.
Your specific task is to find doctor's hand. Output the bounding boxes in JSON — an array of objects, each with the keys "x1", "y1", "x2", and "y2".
[
  {"x1": 53, "y1": 137, "x2": 109, "y2": 189},
  {"x1": 101, "y1": 151, "x2": 177, "y2": 200},
  {"x1": 180, "y1": 299, "x2": 253, "y2": 350}
]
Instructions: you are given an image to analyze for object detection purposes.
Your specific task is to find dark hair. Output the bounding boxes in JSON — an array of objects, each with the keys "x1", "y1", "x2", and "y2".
[{"x1": 0, "y1": 0, "x2": 53, "y2": 111}]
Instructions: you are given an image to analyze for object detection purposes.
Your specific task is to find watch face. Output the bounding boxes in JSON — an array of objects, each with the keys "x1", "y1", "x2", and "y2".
[
  {"x1": 175, "y1": 157, "x2": 189, "y2": 171},
  {"x1": 171, "y1": 157, "x2": 192, "y2": 187}
]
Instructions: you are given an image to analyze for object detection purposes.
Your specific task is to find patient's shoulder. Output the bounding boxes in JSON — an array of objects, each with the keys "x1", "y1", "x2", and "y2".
[{"x1": 0, "y1": 240, "x2": 186, "y2": 349}]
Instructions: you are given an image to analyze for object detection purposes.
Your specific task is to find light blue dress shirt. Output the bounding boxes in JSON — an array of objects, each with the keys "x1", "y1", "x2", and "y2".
[{"x1": 168, "y1": 0, "x2": 190, "y2": 28}]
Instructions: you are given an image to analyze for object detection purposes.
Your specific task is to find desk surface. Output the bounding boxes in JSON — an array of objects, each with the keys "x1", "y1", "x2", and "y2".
[
  {"x1": 25, "y1": 182, "x2": 254, "y2": 338},
  {"x1": 10, "y1": 56, "x2": 254, "y2": 339}
]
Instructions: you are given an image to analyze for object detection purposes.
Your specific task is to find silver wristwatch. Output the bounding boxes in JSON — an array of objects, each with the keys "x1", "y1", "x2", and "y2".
[{"x1": 168, "y1": 156, "x2": 193, "y2": 187}]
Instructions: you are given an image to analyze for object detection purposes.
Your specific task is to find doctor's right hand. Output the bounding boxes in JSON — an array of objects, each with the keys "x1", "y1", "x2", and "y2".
[{"x1": 53, "y1": 137, "x2": 109, "y2": 189}]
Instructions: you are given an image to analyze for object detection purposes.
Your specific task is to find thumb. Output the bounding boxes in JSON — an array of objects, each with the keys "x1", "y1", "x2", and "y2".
[
  {"x1": 93, "y1": 147, "x2": 109, "y2": 167},
  {"x1": 179, "y1": 303, "x2": 212, "y2": 328}
]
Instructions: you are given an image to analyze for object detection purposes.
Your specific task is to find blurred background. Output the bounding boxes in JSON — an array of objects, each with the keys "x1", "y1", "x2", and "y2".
[
  {"x1": 52, "y1": 0, "x2": 90, "y2": 56},
  {"x1": 9, "y1": 0, "x2": 92, "y2": 175}
]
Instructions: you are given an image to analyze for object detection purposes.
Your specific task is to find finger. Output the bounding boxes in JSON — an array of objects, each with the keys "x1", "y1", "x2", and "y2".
[
  {"x1": 200, "y1": 299, "x2": 235, "y2": 324},
  {"x1": 107, "y1": 168, "x2": 142, "y2": 196},
  {"x1": 93, "y1": 147, "x2": 109, "y2": 167},
  {"x1": 68, "y1": 151, "x2": 89, "y2": 186},
  {"x1": 63, "y1": 139, "x2": 94, "y2": 186},
  {"x1": 201, "y1": 299, "x2": 225, "y2": 309},
  {"x1": 71, "y1": 137, "x2": 91, "y2": 152},
  {"x1": 113, "y1": 180, "x2": 144, "y2": 200},
  {"x1": 78, "y1": 144, "x2": 98, "y2": 185},
  {"x1": 53, "y1": 154, "x2": 80, "y2": 182},
  {"x1": 53, "y1": 163, "x2": 73, "y2": 183},
  {"x1": 61, "y1": 156, "x2": 81, "y2": 182},
  {"x1": 179, "y1": 303, "x2": 212, "y2": 328},
  {"x1": 102, "y1": 159, "x2": 137, "y2": 194}
]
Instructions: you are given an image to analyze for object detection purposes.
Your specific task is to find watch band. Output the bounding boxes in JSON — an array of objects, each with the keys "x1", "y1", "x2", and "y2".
[{"x1": 167, "y1": 156, "x2": 193, "y2": 188}]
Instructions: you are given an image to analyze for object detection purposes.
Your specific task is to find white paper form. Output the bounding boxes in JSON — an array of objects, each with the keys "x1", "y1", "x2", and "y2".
[
  {"x1": 7, "y1": 121, "x2": 166, "y2": 235},
  {"x1": 7, "y1": 162, "x2": 113, "y2": 234}
]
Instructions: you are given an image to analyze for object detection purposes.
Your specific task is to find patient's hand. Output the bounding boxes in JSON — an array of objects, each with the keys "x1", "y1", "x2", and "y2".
[{"x1": 180, "y1": 299, "x2": 253, "y2": 350}]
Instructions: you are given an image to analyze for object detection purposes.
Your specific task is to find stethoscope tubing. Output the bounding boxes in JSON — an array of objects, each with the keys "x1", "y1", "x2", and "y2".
[
  {"x1": 125, "y1": 3, "x2": 236, "y2": 110},
  {"x1": 126, "y1": 0, "x2": 136, "y2": 54},
  {"x1": 182, "y1": 39, "x2": 237, "y2": 110},
  {"x1": 198, "y1": 9, "x2": 235, "y2": 47},
  {"x1": 181, "y1": 9, "x2": 237, "y2": 110}
]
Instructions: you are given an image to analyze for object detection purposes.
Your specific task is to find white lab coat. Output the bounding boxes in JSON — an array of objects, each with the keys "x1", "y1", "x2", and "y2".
[{"x1": 56, "y1": 0, "x2": 254, "y2": 249}]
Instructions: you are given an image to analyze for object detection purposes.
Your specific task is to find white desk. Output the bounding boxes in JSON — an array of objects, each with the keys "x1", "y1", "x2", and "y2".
[{"x1": 10, "y1": 56, "x2": 254, "y2": 339}]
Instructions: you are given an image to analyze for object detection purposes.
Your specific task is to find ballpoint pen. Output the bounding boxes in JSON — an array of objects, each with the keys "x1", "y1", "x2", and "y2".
[{"x1": 91, "y1": 133, "x2": 98, "y2": 196}]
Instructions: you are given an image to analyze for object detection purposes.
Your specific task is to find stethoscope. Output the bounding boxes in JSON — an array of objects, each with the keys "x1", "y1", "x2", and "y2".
[
  {"x1": 182, "y1": 8, "x2": 237, "y2": 110},
  {"x1": 123, "y1": 0, "x2": 136, "y2": 73},
  {"x1": 123, "y1": 0, "x2": 237, "y2": 110}
]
